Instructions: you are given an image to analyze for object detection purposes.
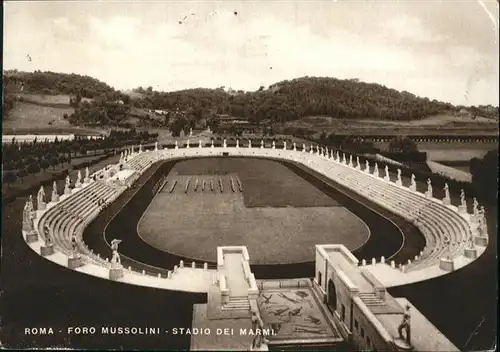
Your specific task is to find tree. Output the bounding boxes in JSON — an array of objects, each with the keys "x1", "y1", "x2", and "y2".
[
  {"x1": 388, "y1": 136, "x2": 417, "y2": 153},
  {"x1": 26, "y1": 163, "x2": 40, "y2": 178},
  {"x1": 40, "y1": 159, "x2": 50, "y2": 171},
  {"x1": 17, "y1": 169, "x2": 28, "y2": 183},
  {"x1": 471, "y1": 149, "x2": 498, "y2": 203},
  {"x1": 3, "y1": 171, "x2": 17, "y2": 187}
]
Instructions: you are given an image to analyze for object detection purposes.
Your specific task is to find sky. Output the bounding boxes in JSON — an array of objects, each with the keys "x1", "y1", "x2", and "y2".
[{"x1": 4, "y1": 0, "x2": 499, "y2": 106}]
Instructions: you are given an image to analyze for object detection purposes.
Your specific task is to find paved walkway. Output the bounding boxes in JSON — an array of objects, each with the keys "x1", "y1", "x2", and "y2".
[{"x1": 223, "y1": 253, "x2": 249, "y2": 296}]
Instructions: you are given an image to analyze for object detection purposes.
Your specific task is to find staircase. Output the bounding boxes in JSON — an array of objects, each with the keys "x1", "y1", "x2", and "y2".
[
  {"x1": 358, "y1": 292, "x2": 385, "y2": 306},
  {"x1": 222, "y1": 295, "x2": 251, "y2": 311}
]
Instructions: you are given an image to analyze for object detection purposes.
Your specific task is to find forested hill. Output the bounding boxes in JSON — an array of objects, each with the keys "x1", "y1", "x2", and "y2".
[
  {"x1": 131, "y1": 77, "x2": 456, "y2": 122},
  {"x1": 3, "y1": 71, "x2": 482, "y2": 124},
  {"x1": 3, "y1": 70, "x2": 116, "y2": 99}
]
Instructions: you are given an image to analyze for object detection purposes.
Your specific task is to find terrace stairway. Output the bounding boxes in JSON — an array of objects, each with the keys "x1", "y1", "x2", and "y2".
[
  {"x1": 358, "y1": 292, "x2": 385, "y2": 306},
  {"x1": 222, "y1": 295, "x2": 251, "y2": 311}
]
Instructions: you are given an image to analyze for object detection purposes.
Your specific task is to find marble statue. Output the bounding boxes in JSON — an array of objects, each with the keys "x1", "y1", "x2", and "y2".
[
  {"x1": 272, "y1": 140, "x2": 276, "y2": 149},
  {"x1": 356, "y1": 156, "x2": 360, "y2": 168},
  {"x1": 199, "y1": 140, "x2": 202, "y2": 148},
  {"x1": 349, "y1": 154, "x2": 353, "y2": 166},
  {"x1": 397, "y1": 304, "x2": 411, "y2": 346},
  {"x1": 77, "y1": 170, "x2": 82, "y2": 184},
  {"x1": 293, "y1": 142, "x2": 296, "y2": 151},
  {"x1": 468, "y1": 230, "x2": 474, "y2": 248},
  {"x1": 249, "y1": 140, "x2": 252, "y2": 148},
  {"x1": 444, "y1": 183, "x2": 450, "y2": 200},
  {"x1": 336, "y1": 151, "x2": 340, "y2": 161},
  {"x1": 187, "y1": 139, "x2": 190, "y2": 148},
  {"x1": 85, "y1": 167, "x2": 90, "y2": 180},
  {"x1": 51, "y1": 181, "x2": 59, "y2": 202},
  {"x1": 189, "y1": 127, "x2": 193, "y2": 137},
  {"x1": 397, "y1": 169, "x2": 402, "y2": 182},
  {"x1": 175, "y1": 140, "x2": 179, "y2": 149},
  {"x1": 111, "y1": 239, "x2": 122, "y2": 265},
  {"x1": 302, "y1": 144, "x2": 306, "y2": 152},
  {"x1": 473, "y1": 198, "x2": 479, "y2": 216},
  {"x1": 139, "y1": 143, "x2": 142, "y2": 152},
  {"x1": 261, "y1": 140, "x2": 264, "y2": 148},
  {"x1": 283, "y1": 141, "x2": 287, "y2": 150},
  {"x1": 310, "y1": 144, "x2": 314, "y2": 154},
  {"x1": 211, "y1": 140, "x2": 214, "y2": 148},
  {"x1": 365, "y1": 160, "x2": 369, "y2": 171},
  {"x1": 155, "y1": 141, "x2": 158, "y2": 151},
  {"x1": 120, "y1": 151, "x2": 124, "y2": 161},
  {"x1": 37, "y1": 186, "x2": 45, "y2": 206},
  {"x1": 236, "y1": 139, "x2": 239, "y2": 148},
  {"x1": 250, "y1": 311, "x2": 266, "y2": 350},
  {"x1": 427, "y1": 178, "x2": 432, "y2": 193},
  {"x1": 43, "y1": 224, "x2": 53, "y2": 247},
  {"x1": 411, "y1": 174, "x2": 416, "y2": 186},
  {"x1": 66, "y1": 175, "x2": 71, "y2": 187},
  {"x1": 374, "y1": 163, "x2": 379, "y2": 175},
  {"x1": 460, "y1": 189, "x2": 466, "y2": 207},
  {"x1": 71, "y1": 234, "x2": 80, "y2": 258},
  {"x1": 385, "y1": 165, "x2": 389, "y2": 177}
]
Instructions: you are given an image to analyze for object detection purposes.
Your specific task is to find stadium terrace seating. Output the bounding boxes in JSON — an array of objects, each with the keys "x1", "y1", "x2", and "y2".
[
  {"x1": 29, "y1": 144, "x2": 478, "y2": 286},
  {"x1": 37, "y1": 180, "x2": 120, "y2": 266},
  {"x1": 302, "y1": 153, "x2": 471, "y2": 270}
]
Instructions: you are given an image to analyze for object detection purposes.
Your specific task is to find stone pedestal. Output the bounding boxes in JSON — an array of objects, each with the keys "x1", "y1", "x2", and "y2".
[
  {"x1": 384, "y1": 175, "x2": 390, "y2": 182},
  {"x1": 25, "y1": 232, "x2": 38, "y2": 243},
  {"x1": 40, "y1": 245, "x2": 55, "y2": 257},
  {"x1": 75, "y1": 182, "x2": 82, "y2": 189},
  {"x1": 442, "y1": 198, "x2": 451, "y2": 205},
  {"x1": 470, "y1": 214, "x2": 478, "y2": 223},
  {"x1": 109, "y1": 264, "x2": 124, "y2": 281},
  {"x1": 464, "y1": 247, "x2": 478, "y2": 259},
  {"x1": 393, "y1": 338, "x2": 413, "y2": 351},
  {"x1": 68, "y1": 256, "x2": 84, "y2": 269},
  {"x1": 84, "y1": 177, "x2": 90, "y2": 184},
  {"x1": 409, "y1": 185, "x2": 416, "y2": 192},
  {"x1": 64, "y1": 188, "x2": 71, "y2": 195},
  {"x1": 439, "y1": 257, "x2": 454, "y2": 272},
  {"x1": 458, "y1": 205, "x2": 467, "y2": 214},
  {"x1": 474, "y1": 236, "x2": 488, "y2": 247},
  {"x1": 395, "y1": 180, "x2": 402, "y2": 186},
  {"x1": 38, "y1": 202, "x2": 46, "y2": 211},
  {"x1": 52, "y1": 194, "x2": 60, "y2": 202}
]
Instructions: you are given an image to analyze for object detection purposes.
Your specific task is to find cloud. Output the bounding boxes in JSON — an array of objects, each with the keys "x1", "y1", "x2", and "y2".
[{"x1": 381, "y1": 15, "x2": 449, "y2": 43}]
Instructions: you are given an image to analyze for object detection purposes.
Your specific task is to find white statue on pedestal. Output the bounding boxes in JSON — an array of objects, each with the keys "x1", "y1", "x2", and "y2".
[
  {"x1": 139, "y1": 143, "x2": 142, "y2": 153},
  {"x1": 111, "y1": 239, "x2": 122, "y2": 266},
  {"x1": 37, "y1": 186, "x2": 46, "y2": 208},
  {"x1": 249, "y1": 140, "x2": 252, "y2": 148},
  {"x1": 261, "y1": 140, "x2": 264, "y2": 148},
  {"x1": 283, "y1": 141, "x2": 287, "y2": 150},
  {"x1": 444, "y1": 183, "x2": 450, "y2": 200},
  {"x1": 175, "y1": 141, "x2": 179, "y2": 149},
  {"x1": 85, "y1": 167, "x2": 90, "y2": 180},
  {"x1": 356, "y1": 156, "x2": 360, "y2": 168},
  {"x1": 473, "y1": 198, "x2": 479, "y2": 216},
  {"x1": 236, "y1": 139, "x2": 239, "y2": 148},
  {"x1": 199, "y1": 140, "x2": 202, "y2": 148},
  {"x1": 302, "y1": 144, "x2": 306, "y2": 152},
  {"x1": 211, "y1": 140, "x2": 214, "y2": 148},
  {"x1": 223, "y1": 139, "x2": 227, "y2": 148},
  {"x1": 310, "y1": 144, "x2": 314, "y2": 154},
  {"x1": 410, "y1": 174, "x2": 416, "y2": 187},
  {"x1": 51, "y1": 181, "x2": 59, "y2": 202},
  {"x1": 155, "y1": 142, "x2": 158, "y2": 151},
  {"x1": 385, "y1": 165, "x2": 389, "y2": 178},
  {"x1": 187, "y1": 139, "x2": 191, "y2": 148},
  {"x1": 460, "y1": 189, "x2": 466, "y2": 207},
  {"x1": 374, "y1": 163, "x2": 379, "y2": 176},
  {"x1": 75, "y1": 170, "x2": 82, "y2": 187},
  {"x1": 427, "y1": 178, "x2": 433, "y2": 197},
  {"x1": 71, "y1": 234, "x2": 80, "y2": 259},
  {"x1": 365, "y1": 160, "x2": 370, "y2": 171},
  {"x1": 397, "y1": 169, "x2": 402, "y2": 182},
  {"x1": 293, "y1": 142, "x2": 296, "y2": 151},
  {"x1": 120, "y1": 151, "x2": 124, "y2": 161},
  {"x1": 272, "y1": 140, "x2": 275, "y2": 149},
  {"x1": 189, "y1": 127, "x2": 193, "y2": 136},
  {"x1": 349, "y1": 154, "x2": 353, "y2": 166}
]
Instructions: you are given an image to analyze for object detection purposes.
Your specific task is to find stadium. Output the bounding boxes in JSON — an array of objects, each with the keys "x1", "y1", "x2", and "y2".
[{"x1": 6, "y1": 140, "x2": 495, "y2": 351}]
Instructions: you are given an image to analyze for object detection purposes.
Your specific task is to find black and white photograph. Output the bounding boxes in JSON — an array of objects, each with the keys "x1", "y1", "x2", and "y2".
[{"x1": 1, "y1": 0, "x2": 498, "y2": 350}]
